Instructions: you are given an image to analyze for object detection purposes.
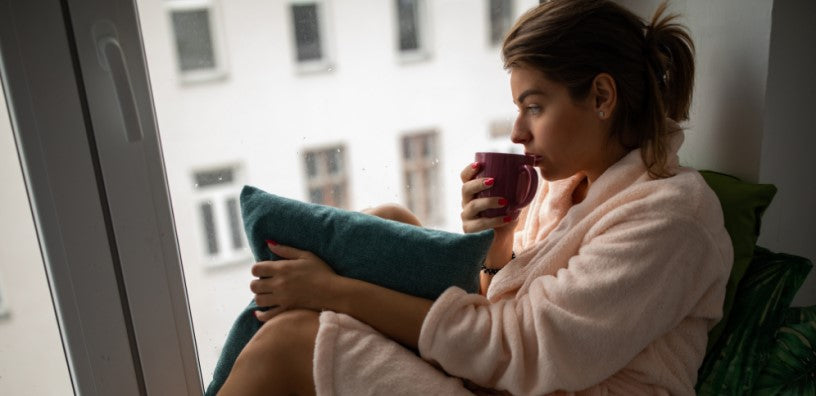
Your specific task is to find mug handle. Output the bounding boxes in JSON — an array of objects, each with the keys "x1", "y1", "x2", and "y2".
[{"x1": 517, "y1": 165, "x2": 539, "y2": 208}]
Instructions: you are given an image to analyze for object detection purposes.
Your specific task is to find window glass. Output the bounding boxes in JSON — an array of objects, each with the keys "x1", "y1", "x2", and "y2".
[
  {"x1": 396, "y1": 0, "x2": 420, "y2": 52},
  {"x1": 226, "y1": 197, "x2": 244, "y2": 250},
  {"x1": 200, "y1": 202, "x2": 218, "y2": 254},
  {"x1": 0, "y1": 73, "x2": 73, "y2": 395},
  {"x1": 489, "y1": 0, "x2": 514, "y2": 45},
  {"x1": 136, "y1": 0, "x2": 537, "y2": 383},
  {"x1": 292, "y1": 3, "x2": 323, "y2": 62},
  {"x1": 172, "y1": 8, "x2": 216, "y2": 71}
]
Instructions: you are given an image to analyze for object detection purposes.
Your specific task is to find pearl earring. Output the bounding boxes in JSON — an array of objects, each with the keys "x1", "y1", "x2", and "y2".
[{"x1": 598, "y1": 111, "x2": 605, "y2": 117}]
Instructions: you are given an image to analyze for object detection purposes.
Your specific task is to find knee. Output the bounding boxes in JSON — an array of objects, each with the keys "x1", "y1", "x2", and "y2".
[
  {"x1": 239, "y1": 310, "x2": 319, "y2": 366},
  {"x1": 363, "y1": 203, "x2": 422, "y2": 226}
]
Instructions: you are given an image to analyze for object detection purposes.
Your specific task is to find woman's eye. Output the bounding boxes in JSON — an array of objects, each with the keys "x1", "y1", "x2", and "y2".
[{"x1": 526, "y1": 105, "x2": 541, "y2": 115}]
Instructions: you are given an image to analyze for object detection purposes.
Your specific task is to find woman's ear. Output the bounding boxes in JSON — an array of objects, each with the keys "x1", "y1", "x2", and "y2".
[{"x1": 592, "y1": 73, "x2": 616, "y2": 119}]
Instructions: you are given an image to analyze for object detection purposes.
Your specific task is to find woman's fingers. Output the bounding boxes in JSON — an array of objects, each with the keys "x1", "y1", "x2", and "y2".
[
  {"x1": 461, "y1": 178, "x2": 497, "y2": 204},
  {"x1": 462, "y1": 213, "x2": 514, "y2": 233},
  {"x1": 460, "y1": 161, "x2": 481, "y2": 182},
  {"x1": 251, "y1": 260, "x2": 283, "y2": 278},
  {"x1": 266, "y1": 241, "x2": 311, "y2": 259}
]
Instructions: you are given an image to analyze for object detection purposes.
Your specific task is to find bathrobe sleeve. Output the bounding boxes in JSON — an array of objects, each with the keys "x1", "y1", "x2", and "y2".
[{"x1": 417, "y1": 202, "x2": 732, "y2": 394}]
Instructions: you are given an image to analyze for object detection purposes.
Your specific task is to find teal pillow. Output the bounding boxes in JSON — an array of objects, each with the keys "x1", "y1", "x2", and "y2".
[
  {"x1": 696, "y1": 247, "x2": 812, "y2": 395},
  {"x1": 205, "y1": 186, "x2": 493, "y2": 395},
  {"x1": 241, "y1": 185, "x2": 493, "y2": 299},
  {"x1": 699, "y1": 170, "x2": 777, "y2": 352}
]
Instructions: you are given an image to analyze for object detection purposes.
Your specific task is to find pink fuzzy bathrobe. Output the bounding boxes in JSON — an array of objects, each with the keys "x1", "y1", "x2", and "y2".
[{"x1": 313, "y1": 130, "x2": 733, "y2": 395}]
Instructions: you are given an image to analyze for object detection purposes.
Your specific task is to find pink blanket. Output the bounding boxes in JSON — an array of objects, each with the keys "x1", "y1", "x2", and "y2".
[{"x1": 314, "y1": 130, "x2": 732, "y2": 395}]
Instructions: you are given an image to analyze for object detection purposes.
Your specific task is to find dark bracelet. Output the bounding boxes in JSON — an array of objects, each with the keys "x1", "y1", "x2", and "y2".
[{"x1": 481, "y1": 252, "x2": 516, "y2": 275}]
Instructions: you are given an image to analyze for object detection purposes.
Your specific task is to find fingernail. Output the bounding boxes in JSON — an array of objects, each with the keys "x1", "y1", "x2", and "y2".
[
  {"x1": 503, "y1": 216, "x2": 512, "y2": 223},
  {"x1": 470, "y1": 162, "x2": 479, "y2": 169},
  {"x1": 253, "y1": 311, "x2": 260, "y2": 320},
  {"x1": 266, "y1": 240, "x2": 278, "y2": 246},
  {"x1": 498, "y1": 198, "x2": 508, "y2": 206},
  {"x1": 484, "y1": 178, "x2": 495, "y2": 186}
]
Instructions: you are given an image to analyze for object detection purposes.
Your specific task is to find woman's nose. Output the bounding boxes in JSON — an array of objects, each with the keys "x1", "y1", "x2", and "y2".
[{"x1": 510, "y1": 116, "x2": 530, "y2": 144}]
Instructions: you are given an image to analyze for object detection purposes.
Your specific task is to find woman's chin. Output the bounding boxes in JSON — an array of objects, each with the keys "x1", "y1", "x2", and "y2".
[{"x1": 538, "y1": 167, "x2": 572, "y2": 182}]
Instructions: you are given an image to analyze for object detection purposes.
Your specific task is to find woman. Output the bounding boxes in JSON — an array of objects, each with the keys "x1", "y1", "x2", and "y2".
[{"x1": 220, "y1": 0, "x2": 732, "y2": 394}]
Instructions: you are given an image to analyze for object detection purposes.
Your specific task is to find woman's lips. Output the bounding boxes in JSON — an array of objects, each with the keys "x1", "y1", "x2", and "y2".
[{"x1": 526, "y1": 153, "x2": 542, "y2": 166}]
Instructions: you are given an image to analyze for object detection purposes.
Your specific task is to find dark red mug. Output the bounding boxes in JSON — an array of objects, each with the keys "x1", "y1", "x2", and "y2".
[{"x1": 474, "y1": 152, "x2": 538, "y2": 219}]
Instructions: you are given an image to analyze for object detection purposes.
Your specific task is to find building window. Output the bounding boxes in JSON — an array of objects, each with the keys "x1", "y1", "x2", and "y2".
[
  {"x1": 302, "y1": 145, "x2": 349, "y2": 208},
  {"x1": 290, "y1": 0, "x2": 334, "y2": 73},
  {"x1": 395, "y1": 0, "x2": 430, "y2": 61},
  {"x1": 167, "y1": 0, "x2": 227, "y2": 82},
  {"x1": 402, "y1": 131, "x2": 441, "y2": 225},
  {"x1": 488, "y1": 118, "x2": 521, "y2": 154},
  {"x1": 488, "y1": 0, "x2": 514, "y2": 46},
  {"x1": 193, "y1": 165, "x2": 248, "y2": 266}
]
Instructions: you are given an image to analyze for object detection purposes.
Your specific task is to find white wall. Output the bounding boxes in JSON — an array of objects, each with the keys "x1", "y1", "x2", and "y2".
[
  {"x1": 618, "y1": 0, "x2": 815, "y2": 306},
  {"x1": 615, "y1": 0, "x2": 773, "y2": 181},
  {"x1": 758, "y1": 0, "x2": 816, "y2": 306}
]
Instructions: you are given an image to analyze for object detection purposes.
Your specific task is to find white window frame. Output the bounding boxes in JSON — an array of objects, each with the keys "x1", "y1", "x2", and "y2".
[
  {"x1": 1, "y1": 0, "x2": 202, "y2": 394},
  {"x1": 289, "y1": 0, "x2": 336, "y2": 74},
  {"x1": 166, "y1": 0, "x2": 229, "y2": 83},
  {"x1": 393, "y1": 0, "x2": 432, "y2": 63},
  {"x1": 193, "y1": 164, "x2": 251, "y2": 268}
]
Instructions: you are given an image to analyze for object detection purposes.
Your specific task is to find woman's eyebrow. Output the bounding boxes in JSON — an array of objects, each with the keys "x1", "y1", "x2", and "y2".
[{"x1": 516, "y1": 89, "x2": 546, "y2": 104}]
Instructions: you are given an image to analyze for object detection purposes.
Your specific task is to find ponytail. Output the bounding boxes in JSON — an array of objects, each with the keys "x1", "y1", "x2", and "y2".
[{"x1": 640, "y1": 1, "x2": 695, "y2": 178}]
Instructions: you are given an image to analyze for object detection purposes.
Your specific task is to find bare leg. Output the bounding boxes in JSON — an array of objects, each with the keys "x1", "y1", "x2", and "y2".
[
  {"x1": 362, "y1": 203, "x2": 422, "y2": 227},
  {"x1": 219, "y1": 310, "x2": 319, "y2": 396},
  {"x1": 220, "y1": 204, "x2": 419, "y2": 395}
]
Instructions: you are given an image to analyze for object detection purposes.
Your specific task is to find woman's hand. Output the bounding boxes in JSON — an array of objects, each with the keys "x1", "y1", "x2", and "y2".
[
  {"x1": 461, "y1": 162, "x2": 519, "y2": 294},
  {"x1": 250, "y1": 242, "x2": 339, "y2": 322},
  {"x1": 460, "y1": 161, "x2": 518, "y2": 234}
]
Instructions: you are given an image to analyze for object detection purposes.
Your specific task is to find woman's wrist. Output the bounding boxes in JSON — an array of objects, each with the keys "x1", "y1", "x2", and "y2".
[
  {"x1": 484, "y1": 230, "x2": 515, "y2": 270},
  {"x1": 481, "y1": 251, "x2": 515, "y2": 275}
]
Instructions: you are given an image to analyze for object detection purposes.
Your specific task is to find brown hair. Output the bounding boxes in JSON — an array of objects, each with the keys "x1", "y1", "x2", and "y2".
[{"x1": 502, "y1": 0, "x2": 694, "y2": 178}]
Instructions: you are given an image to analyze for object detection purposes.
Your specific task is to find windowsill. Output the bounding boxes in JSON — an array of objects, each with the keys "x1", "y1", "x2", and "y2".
[
  {"x1": 179, "y1": 68, "x2": 229, "y2": 85},
  {"x1": 397, "y1": 49, "x2": 432, "y2": 65},
  {"x1": 294, "y1": 59, "x2": 336, "y2": 76}
]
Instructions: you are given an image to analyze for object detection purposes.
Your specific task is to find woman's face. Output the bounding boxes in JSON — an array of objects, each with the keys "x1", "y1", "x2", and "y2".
[{"x1": 510, "y1": 66, "x2": 618, "y2": 182}]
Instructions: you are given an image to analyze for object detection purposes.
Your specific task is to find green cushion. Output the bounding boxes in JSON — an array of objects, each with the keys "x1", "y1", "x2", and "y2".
[
  {"x1": 205, "y1": 186, "x2": 493, "y2": 395},
  {"x1": 241, "y1": 185, "x2": 493, "y2": 299},
  {"x1": 699, "y1": 170, "x2": 777, "y2": 352},
  {"x1": 696, "y1": 247, "x2": 812, "y2": 395},
  {"x1": 754, "y1": 305, "x2": 816, "y2": 395}
]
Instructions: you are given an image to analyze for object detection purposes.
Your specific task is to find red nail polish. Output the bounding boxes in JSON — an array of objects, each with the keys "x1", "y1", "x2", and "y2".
[
  {"x1": 503, "y1": 216, "x2": 512, "y2": 223},
  {"x1": 484, "y1": 178, "x2": 495, "y2": 186},
  {"x1": 266, "y1": 240, "x2": 278, "y2": 246},
  {"x1": 498, "y1": 198, "x2": 508, "y2": 206},
  {"x1": 470, "y1": 162, "x2": 479, "y2": 169}
]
